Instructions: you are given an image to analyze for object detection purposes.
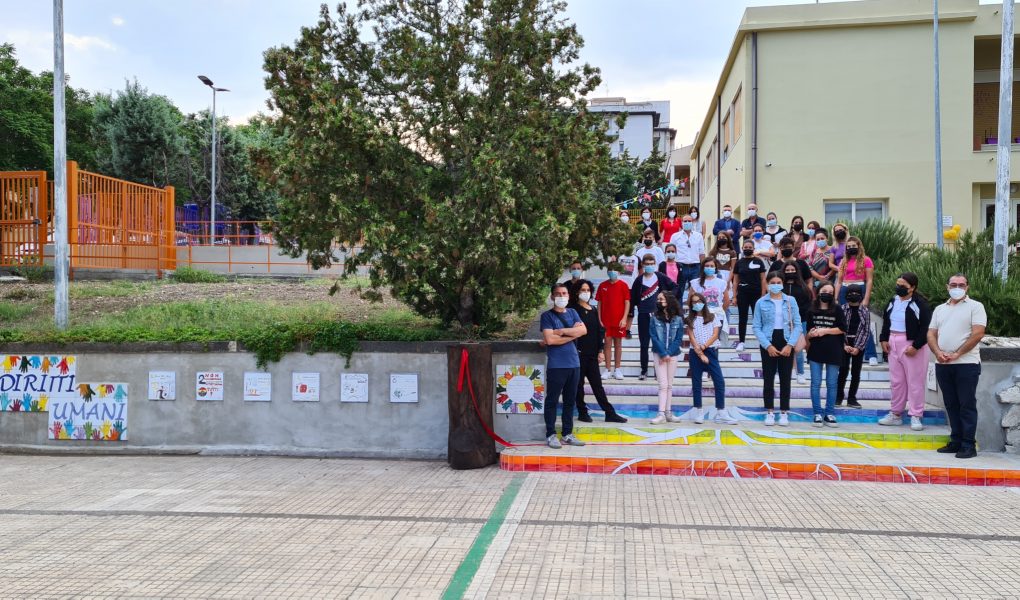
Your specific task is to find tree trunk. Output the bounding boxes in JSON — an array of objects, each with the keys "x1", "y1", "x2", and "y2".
[
  {"x1": 457, "y1": 285, "x2": 475, "y2": 328},
  {"x1": 447, "y1": 343, "x2": 498, "y2": 469}
]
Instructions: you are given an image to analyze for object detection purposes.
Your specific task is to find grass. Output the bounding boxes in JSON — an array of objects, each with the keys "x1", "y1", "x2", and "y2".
[
  {"x1": 171, "y1": 266, "x2": 227, "y2": 283},
  {"x1": 0, "y1": 302, "x2": 35, "y2": 323}
]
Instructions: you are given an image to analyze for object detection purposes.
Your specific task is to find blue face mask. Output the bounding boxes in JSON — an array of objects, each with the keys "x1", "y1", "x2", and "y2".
[
  {"x1": 570, "y1": 269, "x2": 581, "y2": 278},
  {"x1": 768, "y1": 283, "x2": 784, "y2": 295},
  {"x1": 692, "y1": 302, "x2": 705, "y2": 312},
  {"x1": 753, "y1": 232, "x2": 763, "y2": 240},
  {"x1": 806, "y1": 228, "x2": 815, "y2": 238},
  {"x1": 767, "y1": 219, "x2": 777, "y2": 227},
  {"x1": 815, "y1": 240, "x2": 827, "y2": 249},
  {"x1": 643, "y1": 265, "x2": 656, "y2": 274},
  {"x1": 704, "y1": 267, "x2": 716, "y2": 276},
  {"x1": 607, "y1": 271, "x2": 619, "y2": 281},
  {"x1": 682, "y1": 222, "x2": 693, "y2": 231},
  {"x1": 665, "y1": 252, "x2": 676, "y2": 260}
]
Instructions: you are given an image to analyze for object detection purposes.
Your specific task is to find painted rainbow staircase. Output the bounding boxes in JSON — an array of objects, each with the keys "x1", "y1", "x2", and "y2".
[{"x1": 500, "y1": 306, "x2": 1020, "y2": 486}]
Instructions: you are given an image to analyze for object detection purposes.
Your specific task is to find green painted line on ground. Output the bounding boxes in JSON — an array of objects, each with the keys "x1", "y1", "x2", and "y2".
[{"x1": 441, "y1": 473, "x2": 525, "y2": 600}]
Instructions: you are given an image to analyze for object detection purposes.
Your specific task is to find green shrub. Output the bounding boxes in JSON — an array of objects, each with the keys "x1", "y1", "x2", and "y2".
[
  {"x1": 171, "y1": 266, "x2": 227, "y2": 283},
  {"x1": 8, "y1": 266, "x2": 54, "y2": 283},
  {"x1": 850, "y1": 219, "x2": 919, "y2": 267}
]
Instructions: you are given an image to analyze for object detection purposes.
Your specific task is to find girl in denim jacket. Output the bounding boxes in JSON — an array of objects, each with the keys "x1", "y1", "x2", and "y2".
[
  {"x1": 753, "y1": 273, "x2": 804, "y2": 426},
  {"x1": 649, "y1": 291, "x2": 684, "y2": 424}
]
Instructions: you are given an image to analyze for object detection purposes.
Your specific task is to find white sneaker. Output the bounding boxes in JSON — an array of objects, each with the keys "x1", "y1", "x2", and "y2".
[
  {"x1": 562, "y1": 433, "x2": 585, "y2": 446},
  {"x1": 547, "y1": 435, "x2": 562, "y2": 449},
  {"x1": 614, "y1": 369, "x2": 624, "y2": 380},
  {"x1": 878, "y1": 413, "x2": 903, "y2": 426},
  {"x1": 796, "y1": 374, "x2": 807, "y2": 385},
  {"x1": 778, "y1": 413, "x2": 790, "y2": 427},
  {"x1": 600, "y1": 368, "x2": 611, "y2": 379},
  {"x1": 666, "y1": 411, "x2": 682, "y2": 423},
  {"x1": 650, "y1": 411, "x2": 667, "y2": 425},
  {"x1": 910, "y1": 416, "x2": 924, "y2": 431},
  {"x1": 715, "y1": 409, "x2": 738, "y2": 425},
  {"x1": 692, "y1": 408, "x2": 705, "y2": 424},
  {"x1": 702, "y1": 372, "x2": 709, "y2": 381},
  {"x1": 869, "y1": 357, "x2": 878, "y2": 366},
  {"x1": 764, "y1": 412, "x2": 776, "y2": 426},
  {"x1": 735, "y1": 342, "x2": 745, "y2": 352}
]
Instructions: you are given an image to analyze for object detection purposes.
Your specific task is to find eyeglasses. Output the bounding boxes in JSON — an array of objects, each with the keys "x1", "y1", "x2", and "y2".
[{"x1": 948, "y1": 283, "x2": 967, "y2": 289}]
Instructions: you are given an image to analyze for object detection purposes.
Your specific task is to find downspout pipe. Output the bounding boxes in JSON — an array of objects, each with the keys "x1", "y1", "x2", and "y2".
[
  {"x1": 717, "y1": 94, "x2": 722, "y2": 217},
  {"x1": 751, "y1": 32, "x2": 759, "y2": 207}
]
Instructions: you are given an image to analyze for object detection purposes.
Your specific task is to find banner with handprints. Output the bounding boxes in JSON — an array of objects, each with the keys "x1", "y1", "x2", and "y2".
[
  {"x1": 0, "y1": 355, "x2": 77, "y2": 412},
  {"x1": 495, "y1": 365, "x2": 544, "y2": 414},
  {"x1": 47, "y1": 383, "x2": 128, "y2": 441}
]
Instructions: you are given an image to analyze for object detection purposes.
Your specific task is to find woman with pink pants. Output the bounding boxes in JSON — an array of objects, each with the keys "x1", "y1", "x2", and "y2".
[
  {"x1": 649, "y1": 292, "x2": 684, "y2": 424},
  {"x1": 878, "y1": 273, "x2": 933, "y2": 431}
]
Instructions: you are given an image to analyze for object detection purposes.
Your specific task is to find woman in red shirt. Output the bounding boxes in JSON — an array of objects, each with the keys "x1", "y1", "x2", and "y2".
[{"x1": 660, "y1": 206, "x2": 682, "y2": 247}]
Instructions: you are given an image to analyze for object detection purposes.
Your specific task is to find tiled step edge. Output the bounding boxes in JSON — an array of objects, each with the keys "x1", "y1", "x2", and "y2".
[{"x1": 569, "y1": 427, "x2": 950, "y2": 450}]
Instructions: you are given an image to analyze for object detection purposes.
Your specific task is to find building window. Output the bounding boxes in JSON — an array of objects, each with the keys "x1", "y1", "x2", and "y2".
[
  {"x1": 824, "y1": 199, "x2": 886, "y2": 225},
  {"x1": 722, "y1": 112, "x2": 731, "y2": 157},
  {"x1": 732, "y1": 88, "x2": 742, "y2": 144},
  {"x1": 618, "y1": 140, "x2": 625, "y2": 154}
]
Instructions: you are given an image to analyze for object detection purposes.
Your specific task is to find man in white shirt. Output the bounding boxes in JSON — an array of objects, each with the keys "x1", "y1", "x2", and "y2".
[
  {"x1": 927, "y1": 273, "x2": 987, "y2": 459},
  {"x1": 668, "y1": 214, "x2": 706, "y2": 295},
  {"x1": 635, "y1": 228, "x2": 666, "y2": 266}
]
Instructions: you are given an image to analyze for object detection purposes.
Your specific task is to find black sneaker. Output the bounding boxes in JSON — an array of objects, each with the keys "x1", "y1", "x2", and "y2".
[
  {"x1": 638, "y1": 373, "x2": 646, "y2": 381},
  {"x1": 955, "y1": 447, "x2": 977, "y2": 459},
  {"x1": 823, "y1": 415, "x2": 838, "y2": 427},
  {"x1": 846, "y1": 400, "x2": 863, "y2": 409},
  {"x1": 577, "y1": 413, "x2": 593, "y2": 423},
  {"x1": 835, "y1": 399, "x2": 844, "y2": 406},
  {"x1": 812, "y1": 415, "x2": 824, "y2": 427},
  {"x1": 937, "y1": 443, "x2": 962, "y2": 454},
  {"x1": 605, "y1": 413, "x2": 628, "y2": 423}
]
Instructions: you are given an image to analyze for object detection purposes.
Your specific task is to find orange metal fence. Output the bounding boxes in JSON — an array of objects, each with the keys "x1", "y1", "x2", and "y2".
[{"x1": 0, "y1": 170, "x2": 48, "y2": 266}]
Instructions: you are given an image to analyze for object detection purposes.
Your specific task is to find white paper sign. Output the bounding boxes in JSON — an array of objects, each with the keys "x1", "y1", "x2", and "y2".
[
  {"x1": 148, "y1": 371, "x2": 176, "y2": 401},
  {"x1": 942, "y1": 215, "x2": 953, "y2": 227},
  {"x1": 390, "y1": 373, "x2": 419, "y2": 403},
  {"x1": 243, "y1": 372, "x2": 272, "y2": 402},
  {"x1": 292, "y1": 372, "x2": 320, "y2": 402},
  {"x1": 341, "y1": 373, "x2": 369, "y2": 403},
  {"x1": 926, "y1": 363, "x2": 938, "y2": 392},
  {"x1": 196, "y1": 371, "x2": 224, "y2": 401}
]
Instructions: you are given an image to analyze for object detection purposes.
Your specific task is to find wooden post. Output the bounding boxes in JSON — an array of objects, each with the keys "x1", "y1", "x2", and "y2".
[{"x1": 447, "y1": 343, "x2": 498, "y2": 469}]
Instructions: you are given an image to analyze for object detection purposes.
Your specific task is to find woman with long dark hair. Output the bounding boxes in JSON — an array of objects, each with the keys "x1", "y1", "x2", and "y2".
[
  {"x1": 569, "y1": 281, "x2": 628, "y2": 424},
  {"x1": 878, "y1": 272, "x2": 933, "y2": 430},
  {"x1": 752, "y1": 273, "x2": 802, "y2": 426},
  {"x1": 781, "y1": 260, "x2": 812, "y2": 385},
  {"x1": 806, "y1": 283, "x2": 846, "y2": 427},
  {"x1": 649, "y1": 291, "x2": 684, "y2": 424},
  {"x1": 686, "y1": 291, "x2": 737, "y2": 425}
]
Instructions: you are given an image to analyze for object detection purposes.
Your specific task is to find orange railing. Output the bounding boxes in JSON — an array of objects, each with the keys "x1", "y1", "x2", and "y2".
[{"x1": 0, "y1": 170, "x2": 48, "y2": 267}]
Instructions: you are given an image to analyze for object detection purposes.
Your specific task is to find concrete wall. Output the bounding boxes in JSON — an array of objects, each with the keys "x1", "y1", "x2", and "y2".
[
  {"x1": 177, "y1": 246, "x2": 347, "y2": 276},
  {"x1": 492, "y1": 351, "x2": 549, "y2": 444}
]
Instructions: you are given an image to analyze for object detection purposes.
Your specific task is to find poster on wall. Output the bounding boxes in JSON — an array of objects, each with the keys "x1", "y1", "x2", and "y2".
[
  {"x1": 243, "y1": 372, "x2": 272, "y2": 402},
  {"x1": 340, "y1": 373, "x2": 369, "y2": 403},
  {"x1": 196, "y1": 371, "x2": 224, "y2": 401},
  {"x1": 147, "y1": 371, "x2": 176, "y2": 400},
  {"x1": 292, "y1": 372, "x2": 320, "y2": 402},
  {"x1": 0, "y1": 354, "x2": 77, "y2": 412},
  {"x1": 389, "y1": 373, "x2": 418, "y2": 403},
  {"x1": 48, "y1": 383, "x2": 128, "y2": 441},
  {"x1": 495, "y1": 365, "x2": 545, "y2": 414}
]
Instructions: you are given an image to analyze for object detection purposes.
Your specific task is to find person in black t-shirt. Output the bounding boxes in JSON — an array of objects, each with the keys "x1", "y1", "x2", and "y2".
[
  {"x1": 806, "y1": 283, "x2": 846, "y2": 426},
  {"x1": 768, "y1": 237, "x2": 812, "y2": 283},
  {"x1": 780, "y1": 260, "x2": 812, "y2": 384},
  {"x1": 731, "y1": 239, "x2": 767, "y2": 351},
  {"x1": 569, "y1": 281, "x2": 627, "y2": 424}
]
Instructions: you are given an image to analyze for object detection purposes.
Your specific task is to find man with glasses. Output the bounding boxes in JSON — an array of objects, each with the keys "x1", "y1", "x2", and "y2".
[
  {"x1": 668, "y1": 214, "x2": 706, "y2": 297},
  {"x1": 927, "y1": 273, "x2": 987, "y2": 459}
]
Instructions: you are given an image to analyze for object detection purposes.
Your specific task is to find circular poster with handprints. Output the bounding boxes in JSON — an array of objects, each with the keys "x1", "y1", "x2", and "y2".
[{"x1": 495, "y1": 365, "x2": 544, "y2": 414}]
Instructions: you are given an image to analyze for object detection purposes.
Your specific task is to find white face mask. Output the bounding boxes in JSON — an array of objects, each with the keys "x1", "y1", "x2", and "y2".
[
  {"x1": 553, "y1": 297, "x2": 569, "y2": 308},
  {"x1": 690, "y1": 212, "x2": 698, "y2": 220},
  {"x1": 723, "y1": 210, "x2": 732, "y2": 218},
  {"x1": 578, "y1": 292, "x2": 591, "y2": 303},
  {"x1": 747, "y1": 209, "x2": 757, "y2": 217},
  {"x1": 642, "y1": 213, "x2": 651, "y2": 221},
  {"x1": 620, "y1": 215, "x2": 630, "y2": 224},
  {"x1": 948, "y1": 287, "x2": 966, "y2": 300}
]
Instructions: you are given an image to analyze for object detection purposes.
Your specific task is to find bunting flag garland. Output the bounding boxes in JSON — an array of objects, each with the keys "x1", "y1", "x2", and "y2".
[{"x1": 613, "y1": 177, "x2": 690, "y2": 210}]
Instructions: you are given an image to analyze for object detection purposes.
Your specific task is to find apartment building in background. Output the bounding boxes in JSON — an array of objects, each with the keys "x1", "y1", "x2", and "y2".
[
  {"x1": 589, "y1": 97, "x2": 680, "y2": 186},
  {"x1": 690, "y1": 0, "x2": 1020, "y2": 243}
]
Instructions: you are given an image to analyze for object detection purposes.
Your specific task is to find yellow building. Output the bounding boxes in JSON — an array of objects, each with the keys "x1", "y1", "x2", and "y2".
[{"x1": 691, "y1": 0, "x2": 1020, "y2": 243}]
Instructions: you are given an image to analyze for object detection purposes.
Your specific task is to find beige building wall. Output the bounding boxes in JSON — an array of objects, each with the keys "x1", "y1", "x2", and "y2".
[{"x1": 691, "y1": 0, "x2": 1020, "y2": 244}]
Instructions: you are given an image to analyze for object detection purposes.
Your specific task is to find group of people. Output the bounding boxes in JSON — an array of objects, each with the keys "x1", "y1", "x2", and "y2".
[{"x1": 541, "y1": 205, "x2": 987, "y2": 459}]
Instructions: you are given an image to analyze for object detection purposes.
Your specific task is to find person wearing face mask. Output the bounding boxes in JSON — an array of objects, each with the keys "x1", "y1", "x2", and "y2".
[
  {"x1": 713, "y1": 203, "x2": 742, "y2": 240},
  {"x1": 763, "y1": 212, "x2": 786, "y2": 245},
  {"x1": 834, "y1": 236, "x2": 879, "y2": 364},
  {"x1": 688, "y1": 257, "x2": 730, "y2": 339},
  {"x1": 739, "y1": 203, "x2": 766, "y2": 241},
  {"x1": 798, "y1": 221, "x2": 822, "y2": 260},
  {"x1": 787, "y1": 215, "x2": 806, "y2": 253},
  {"x1": 751, "y1": 224, "x2": 776, "y2": 266},
  {"x1": 779, "y1": 261, "x2": 812, "y2": 386},
  {"x1": 731, "y1": 239, "x2": 767, "y2": 352},
  {"x1": 595, "y1": 262, "x2": 631, "y2": 380},
  {"x1": 878, "y1": 272, "x2": 933, "y2": 431},
  {"x1": 708, "y1": 233, "x2": 736, "y2": 286},
  {"x1": 927, "y1": 273, "x2": 987, "y2": 459},
  {"x1": 660, "y1": 206, "x2": 682, "y2": 245},
  {"x1": 806, "y1": 228, "x2": 837, "y2": 290},
  {"x1": 638, "y1": 208, "x2": 660, "y2": 243},
  {"x1": 685, "y1": 291, "x2": 738, "y2": 425},
  {"x1": 569, "y1": 281, "x2": 628, "y2": 424},
  {"x1": 564, "y1": 260, "x2": 584, "y2": 293},
  {"x1": 628, "y1": 254, "x2": 677, "y2": 380},
  {"x1": 540, "y1": 283, "x2": 588, "y2": 449},
  {"x1": 688, "y1": 206, "x2": 707, "y2": 238},
  {"x1": 752, "y1": 273, "x2": 802, "y2": 426},
  {"x1": 830, "y1": 223, "x2": 850, "y2": 264},
  {"x1": 649, "y1": 291, "x2": 684, "y2": 424},
  {"x1": 635, "y1": 228, "x2": 666, "y2": 266},
  {"x1": 806, "y1": 283, "x2": 847, "y2": 427},
  {"x1": 668, "y1": 215, "x2": 706, "y2": 296},
  {"x1": 658, "y1": 243, "x2": 681, "y2": 284},
  {"x1": 837, "y1": 285, "x2": 869, "y2": 409},
  {"x1": 767, "y1": 237, "x2": 812, "y2": 285}
]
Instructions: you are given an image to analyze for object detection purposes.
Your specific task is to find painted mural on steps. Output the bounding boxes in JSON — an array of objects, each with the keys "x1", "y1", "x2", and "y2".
[{"x1": 0, "y1": 355, "x2": 77, "y2": 412}]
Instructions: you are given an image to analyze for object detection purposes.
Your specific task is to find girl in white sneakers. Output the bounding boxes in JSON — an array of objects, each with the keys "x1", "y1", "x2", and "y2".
[{"x1": 649, "y1": 292, "x2": 684, "y2": 424}]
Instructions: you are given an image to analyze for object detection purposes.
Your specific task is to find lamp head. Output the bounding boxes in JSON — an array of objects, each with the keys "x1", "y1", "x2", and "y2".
[{"x1": 197, "y1": 75, "x2": 213, "y2": 87}]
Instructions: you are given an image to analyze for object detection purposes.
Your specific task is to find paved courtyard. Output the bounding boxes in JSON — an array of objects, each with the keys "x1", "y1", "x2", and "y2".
[{"x1": 2, "y1": 456, "x2": 1020, "y2": 599}]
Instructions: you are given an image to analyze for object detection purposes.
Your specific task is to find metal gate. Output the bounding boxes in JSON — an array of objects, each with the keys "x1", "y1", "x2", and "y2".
[{"x1": 0, "y1": 171, "x2": 48, "y2": 267}]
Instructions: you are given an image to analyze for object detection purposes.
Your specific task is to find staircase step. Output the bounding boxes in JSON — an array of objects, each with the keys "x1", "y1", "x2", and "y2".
[
  {"x1": 567, "y1": 419, "x2": 949, "y2": 450},
  {"x1": 499, "y1": 444, "x2": 1020, "y2": 486},
  {"x1": 582, "y1": 402, "x2": 946, "y2": 425},
  {"x1": 608, "y1": 363, "x2": 889, "y2": 381},
  {"x1": 588, "y1": 382, "x2": 896, "y2": 401}
]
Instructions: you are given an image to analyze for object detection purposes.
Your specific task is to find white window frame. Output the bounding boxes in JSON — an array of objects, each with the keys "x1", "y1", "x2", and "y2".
[
  {"x1": 980, "y1": 199, "x2": 1020, "y2": 230},
  {"x1": 823, "y1": 199, "x2": 887, "y2": 224}
]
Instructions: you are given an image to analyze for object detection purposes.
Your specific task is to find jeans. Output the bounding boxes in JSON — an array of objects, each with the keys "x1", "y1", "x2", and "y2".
[
  {"x1": 654, "y1": 354, "x2": 679, "y2": 412},
  {"x1": 544, "y1": 367, "x2": 580, "y2": 438},
  {"x1": 690, "y1": 347, "x2": 726, "y2": 409},
  {"x1": 810, "y1": 361, "x2": 840, "y2": 417},
  {"x1": 678, "y1": 264, "x2": 701, "y2": 302},
  {"x1": 638, "y1": 312, "x2": 652, "y2": 375},
  {"x1": 838, "y1": 285, "x2": 878, "y2": 360},
  {"x1": 761, "y1": 329, "x2": 793, "y2": 411},
  {"x1": 736, "y1": 290, "x2": 758, "y2": 344},
  {"x1": 576, "y1": 353, "x2": 620, "y2": 418},
  {"x1": 935, "y1": 363, "x2": 981, "y2": 451},
  {"x1": 795, "y1": 321, "x2": 807, "y2": 375},
  {"x1": 837, "y1": 350, "x2": 864, "y2": 402}
]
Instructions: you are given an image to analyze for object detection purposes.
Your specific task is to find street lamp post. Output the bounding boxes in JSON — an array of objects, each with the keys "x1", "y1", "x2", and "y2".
[
  {"x1": 197, "y1": 76, "x2": 229, "y2": 244},
  {"x1": 53, "y1": 0, "x2": 68, "y2": 329}
]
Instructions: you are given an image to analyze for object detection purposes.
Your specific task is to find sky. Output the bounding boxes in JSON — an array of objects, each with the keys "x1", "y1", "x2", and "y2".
[{"x1": 0, "y1": 1, "x2": 1002, "y2": 145}]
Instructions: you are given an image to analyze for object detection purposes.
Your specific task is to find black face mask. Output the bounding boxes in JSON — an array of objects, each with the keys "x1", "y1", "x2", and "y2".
[
  {"x1": 846, "y1": 247, "x2": 859, "y2": 257},
  {"x1": 780, "y1": 248, "x2": 794, "y2": 258},
  {"x1": 846, "y1": 293, "x2": 863, "y2": 304},
  {"x1": 643, "y1": 239, "x2": 653, "y2": 247},
  {"x1": 835, "y1": 230, "x2": 847, "y2": 241},
  {"x1": 792, "y1": 223, "x2": 803, "y2": 232},
  {"x1": 784, "y1": 274, "x2": 797, "y2": 282},
  {"x1": 895, "y1": 285, "x2": 910, "y2": 297},
  {"x1": 819, "y1": 293, "x2": 834, "y2": 303},
  {"x1": 742, "y1": 248, "x2": 754, "y2": 257}
]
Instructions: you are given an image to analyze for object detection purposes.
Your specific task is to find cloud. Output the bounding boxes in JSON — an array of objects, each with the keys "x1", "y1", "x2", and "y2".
[
  {"x1": 111, "y1": 16, "x2": 125, "y2": 27},
  {"x1": 65, "y1": 34, "x2": 116, "y2": 52}
]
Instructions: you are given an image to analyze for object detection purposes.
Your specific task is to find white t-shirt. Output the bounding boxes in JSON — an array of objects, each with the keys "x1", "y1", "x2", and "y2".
[
  {"x1": 890, "y1": 296, "x2": 910, "y2": 332},
  {"x1": 930, "y1": 297, "x2": 987, "y2": 364},
  {"x1": 669, "y1": 230, "x2": 706, "y2": 264},
  {"x1": 689, "y1": 277, "x2": 728, "y2": 314},
  {"x1": 771, "y1": 297, "x2": 786, "y2": 330},
  {"x1": 635, "y1": 245, "x2": 666, "y2": 266},
  {"x1": 689, "y1": 314, "x2": 724, "y2": 348},
  {"x1": 617, "y1": 255, "x2": 639, "y2": 285}
]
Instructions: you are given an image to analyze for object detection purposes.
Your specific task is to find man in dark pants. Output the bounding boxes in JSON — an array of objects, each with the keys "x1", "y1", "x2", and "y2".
[
  {"x1": 627, "y1": 254, "x2": 677, "y2": 380},
  {"x1": 540, "y1": 283, "x2": 588, "y2": 449},
  {"x1": 927, "y1": 273, "x2": 987, "y2": 459}
]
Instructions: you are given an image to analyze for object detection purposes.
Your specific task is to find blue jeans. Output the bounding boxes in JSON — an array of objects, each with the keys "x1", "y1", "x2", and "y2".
[
  {"x1": 679, "y1": 264, "x2": 700, "y2": 302},
  {"x1": 795, "y1": 322, "x2": 807, "y2": 375},
  {"x1": 690, "y1": 347, "x2": 725, "y2": 409},
  {"x1": 810, "y1": 361, "x2": 840, "y2": 417},
  {"x1": 935, "y1": 363, "x2": 981, "y2": 450},
  {"x1": 838, "y1": 285, "x2": 878, "y2": 360},
  {"x1": 544, "y1": 367, "x2": 580, "y2": 438}
]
